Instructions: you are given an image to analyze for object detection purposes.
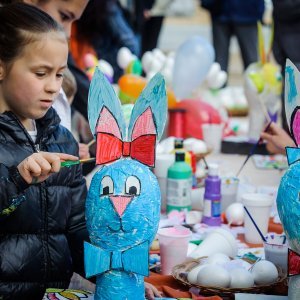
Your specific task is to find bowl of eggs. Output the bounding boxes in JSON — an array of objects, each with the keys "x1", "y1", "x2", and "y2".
[{"x1": 172, "y1": 253, "x2": 287, "y2": 297}]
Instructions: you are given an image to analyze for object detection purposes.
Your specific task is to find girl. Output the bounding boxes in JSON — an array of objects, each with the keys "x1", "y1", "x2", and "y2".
[{"x1": 0, "y1": 3, "x2": 88, "y2": 299}]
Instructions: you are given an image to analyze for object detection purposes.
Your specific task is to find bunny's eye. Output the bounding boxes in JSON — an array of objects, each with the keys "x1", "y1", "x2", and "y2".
[
  {"x1": 100, "y1": 176, "x2": 114, "y2": 196},
  {"x1": 125, "y1": 176, "x2": 140, "y2": 196}
]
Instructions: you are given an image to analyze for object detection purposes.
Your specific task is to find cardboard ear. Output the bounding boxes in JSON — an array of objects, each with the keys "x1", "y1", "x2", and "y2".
[
  {"x1": 128, "y1": 73, "x2": 167, "y2": 142},
  {"x1": 88, "y1": 68, "x2": 126, "y2": 139},
  {"x1": 285, "y1": 59, "x2": 300, "y2": 140}
]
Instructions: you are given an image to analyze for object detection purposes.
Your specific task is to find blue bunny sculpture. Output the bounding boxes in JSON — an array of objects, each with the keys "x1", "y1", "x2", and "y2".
[
  {"x1": 84, "y1": 68, "x2": 167, "y2": 300},
  {"x1": 277, "y1": 59, "x2": 300, "y2": 299}
]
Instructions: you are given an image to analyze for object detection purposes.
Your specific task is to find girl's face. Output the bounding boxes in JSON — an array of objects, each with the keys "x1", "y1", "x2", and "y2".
[
  {"x1": 0, "y1": 32, "x2": 68, "y2": 129},
  {"x1": 25, "y1": 0, "x2": 89, "y2": 37}
]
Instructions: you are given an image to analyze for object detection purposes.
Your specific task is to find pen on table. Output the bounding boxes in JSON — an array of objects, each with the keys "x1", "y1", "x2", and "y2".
[
  {"x1": 236, "y1": 121, "x2": 272, "y2": 177},
  {"x1": 61, "y1": 157, "x2": 96, "y2": 167}
]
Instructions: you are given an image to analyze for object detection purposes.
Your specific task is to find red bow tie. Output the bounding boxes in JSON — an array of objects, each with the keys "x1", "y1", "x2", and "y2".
[
  {"x1": 96, "y1": 132, "x2": 156, "y2": 167},
  {"x1": 288, "y1": 248, "x2": 300, "y2": 276}
]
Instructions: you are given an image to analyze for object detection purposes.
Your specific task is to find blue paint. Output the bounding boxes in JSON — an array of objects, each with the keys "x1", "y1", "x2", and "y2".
[
  {"x1": 286, "y1": 147, "x2": 300, "y2": 165},
  {"x1": 85, "y1": 68, "x2": 167, "y2": 300},
  {"x1": 277, "y1": 150, "x2": 300, "y2": 256},
  {"x1": 128, "y1": 73, "x2": 167, "y2": 142},
  {"x1": 286, "y1": 66, "x2": 298, "y2": 105},
  {"x1": 86, "y1": 160, "x2": 161, "y2": 299},
  {"x1": 88, "y1": 68, "x2": 126, "y2": 138}
]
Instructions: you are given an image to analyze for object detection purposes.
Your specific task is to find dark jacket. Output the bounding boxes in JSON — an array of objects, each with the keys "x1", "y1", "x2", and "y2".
[
  {"x1": 0, "y1": 108, "x2": 89, "y2": 300},
  {"x1": 201, "y1": 0, "x2": 264, "y2": 23},
  {"x1": 272, "y1": 0, "x2": 300, "y2": 68}
]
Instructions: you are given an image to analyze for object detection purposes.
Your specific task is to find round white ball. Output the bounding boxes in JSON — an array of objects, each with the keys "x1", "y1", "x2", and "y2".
[
  {"x1": 230, "y1": 268, "x2": 254, "y2": 288},
  {"x1": 187, "y1": 264, "x2": 206, "y2": 284},
  {"x1": 197, "y1": 265, "x2": 230, "y2": 287},
  {"x1": 206, "y1": 253, "x2": 230, "y2": 265},
  {"x1": 225, "y1": 203, "x2": 244, "y2": 225},
  {"x1": 251, "y1": 260, "x2": 278, "y2": 285}
]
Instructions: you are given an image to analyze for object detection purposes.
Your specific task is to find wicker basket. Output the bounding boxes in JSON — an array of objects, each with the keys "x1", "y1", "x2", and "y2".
[{"x1": 172, "y1": 257, "x2": 287, "y2": 298}]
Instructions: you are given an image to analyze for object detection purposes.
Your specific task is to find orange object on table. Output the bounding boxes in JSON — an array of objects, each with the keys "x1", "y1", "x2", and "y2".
[{"x1": 145, "y1": 272, "x2": 222, "y2": 299}]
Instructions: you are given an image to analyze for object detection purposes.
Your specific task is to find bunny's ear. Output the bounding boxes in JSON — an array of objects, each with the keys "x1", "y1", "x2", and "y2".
[
  {"x1": 285, "y1": 59, "x2": 300, "y2": 145},
  {"x1": 88, "y1": 68, "x2": 126, "y2": 139},
  {"x1": 128, "y1": 73, "x2": 167, "y2": 142}
]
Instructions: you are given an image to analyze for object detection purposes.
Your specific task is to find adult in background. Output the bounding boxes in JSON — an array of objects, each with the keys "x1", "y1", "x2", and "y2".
[
  {"x1": 201, "y1": 0, "x2": 264, "y2": 74},
  {"x1": 272, "y1": 0, "x2": 300, "y2": 132}
]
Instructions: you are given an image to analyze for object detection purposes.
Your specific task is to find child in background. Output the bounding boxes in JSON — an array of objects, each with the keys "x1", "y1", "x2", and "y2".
[
  {"x1": 62, "y1": 68, "x2": 92, "y2": 160},
  {"x1": 0, "y1": 3, "x2": 88, "y2": 299}
]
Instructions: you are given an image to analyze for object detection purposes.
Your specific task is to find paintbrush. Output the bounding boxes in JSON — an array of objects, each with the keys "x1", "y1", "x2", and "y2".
[
  {"x1": 87, "y1": 139, "x2": 96, "y2": 148},
  {"x1": 236, "y1": 121, "x2": 272, "y2": 177},
  {"x1": 61, "y1": 157, "x2": 96, "y2": 167},
  {"x1": 244, "y1": 206, "x2": 267, "y2": 242}
]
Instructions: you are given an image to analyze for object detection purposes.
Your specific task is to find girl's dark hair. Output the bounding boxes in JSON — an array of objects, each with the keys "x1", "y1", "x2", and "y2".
[{"x1": 0, "y1": 2, "x2": 65, "y2": 64}]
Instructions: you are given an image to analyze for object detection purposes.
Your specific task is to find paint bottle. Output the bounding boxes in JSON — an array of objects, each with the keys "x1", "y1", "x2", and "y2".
[
  {"x1": 171, "y1": 138, "x2": 191, "y2": 166},
  {"x1": 166, "y1": 152, "x2": 192, "y2": 213},
  {"x1": 202, "y1": 164, "x2": 221, "y2": 226}
]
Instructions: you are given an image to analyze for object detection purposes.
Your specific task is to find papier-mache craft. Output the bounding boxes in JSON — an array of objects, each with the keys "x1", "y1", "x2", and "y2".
[
  {"x1": 244, "y1": 23, "x2": 282, "y2": 140},
  {"x1": 277, "y1": 59, "x2": 300, "y2": 299},
  {"x1": 84, "y1": 68, "x2": 167, "y2": 300}
]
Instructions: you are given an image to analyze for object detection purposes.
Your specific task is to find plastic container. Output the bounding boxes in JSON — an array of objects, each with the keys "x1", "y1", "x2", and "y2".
[
  {"x1": 158, "y1": 226, "x2": 192, "y2": 275},
  {"x1": 188, "y1": 228, "x2": 237, "y2": 259},
  {"x1": 202, "y1": 164, "x2": 222, "y2": 226},
  {"x1": 166, "y1": 152, "x2": 192, "y2": 212}
]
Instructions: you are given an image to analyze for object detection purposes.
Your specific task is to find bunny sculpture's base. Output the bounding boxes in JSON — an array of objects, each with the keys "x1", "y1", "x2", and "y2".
[{"x1": 95, "y1": 271, "x2": 144, "y2": 300}]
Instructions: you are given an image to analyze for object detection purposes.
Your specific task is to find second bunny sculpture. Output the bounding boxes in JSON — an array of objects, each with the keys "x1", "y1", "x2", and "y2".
[{"x1": 84, "y1": 68, "x2": 167, "y2": 300}]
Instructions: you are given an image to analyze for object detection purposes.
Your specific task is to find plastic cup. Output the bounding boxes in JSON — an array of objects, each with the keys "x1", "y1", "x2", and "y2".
[
  {"x1": 188, "y1": 227, "x2": 237, "y2": 259},
  {"x1": 264, "y1": 233, "x2": 288, "y2": 273},
  {"x1": 157, "y1": 226, "x2": 192, "y2": 275},
  {"x1": 221, "y1": 176, "x2": 239, "y2": 212},
  {"x1": 242, "y1": 193, "x2": 273, "y2": 244},
  {"x1": 202, "y1": 123, "x2": 223, "y2": 153},
  {"x1": 154, "y1": 154, "x2": 174, "y2": 212}
]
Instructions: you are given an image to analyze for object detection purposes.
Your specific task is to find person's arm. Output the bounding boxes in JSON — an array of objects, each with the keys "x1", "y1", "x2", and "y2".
[
  {"x1": 260, "y1": 122, "x2": 296, "y2": 154},
  {"x1": 0, "y1": 152, "x2": 78, "y2": 218}
]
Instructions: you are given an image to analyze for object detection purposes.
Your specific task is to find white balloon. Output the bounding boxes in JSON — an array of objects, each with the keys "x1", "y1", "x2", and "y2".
[{"x1": 172, "y1": 36, "x2": 215, "y2": 99}]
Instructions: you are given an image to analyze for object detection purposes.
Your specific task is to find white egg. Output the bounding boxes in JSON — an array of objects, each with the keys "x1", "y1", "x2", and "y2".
[
  {"x1": 141, "y1": 51, "x2": 153, "y2": 73},
  {"x1": 197, "y1": 265, "x2": 230, "y2": 287},
  {"x1": 223, "y1": 258, "x2": 252, "y2": 271},
  {"x1": 206, "y1": 253, "x2": 230, "y2": 265},
  {"x1": 187, "y1": 264, "x2": 206, "y2": 284},
  {"x1": 117, "y1": 47, "x2": 133, "y2": 69},
  {"x1": 251, "y1": 260, "x2": 278, "y2": 285},
  {"x1": 230, "y1": 268, "x2": 254, "y2": 288},
  {"x1": 225, "y1": 203, "x2": 244, "y2": 225}
]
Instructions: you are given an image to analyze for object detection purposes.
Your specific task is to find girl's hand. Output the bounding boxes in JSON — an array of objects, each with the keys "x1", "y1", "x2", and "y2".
[
  {"x1": 145, "y1": 282, "x2": 163, "y2": 299},
  {"x1": 17, "y1": 152, "x2": 78, "y2": 184},
  {"x1": 260, "y1": 122, "x2": 296, "y2": 154}
]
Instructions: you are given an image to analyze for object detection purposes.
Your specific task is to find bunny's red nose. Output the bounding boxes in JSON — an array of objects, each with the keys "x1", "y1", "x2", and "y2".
[{"x1": 110, "y1": 196, "x2": 133, "y2": 217}]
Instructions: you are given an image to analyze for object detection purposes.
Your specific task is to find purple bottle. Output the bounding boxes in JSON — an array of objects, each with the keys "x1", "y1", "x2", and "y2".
[{"x1": 202, "y1": 164, "x2": 221, "y2": 226}]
